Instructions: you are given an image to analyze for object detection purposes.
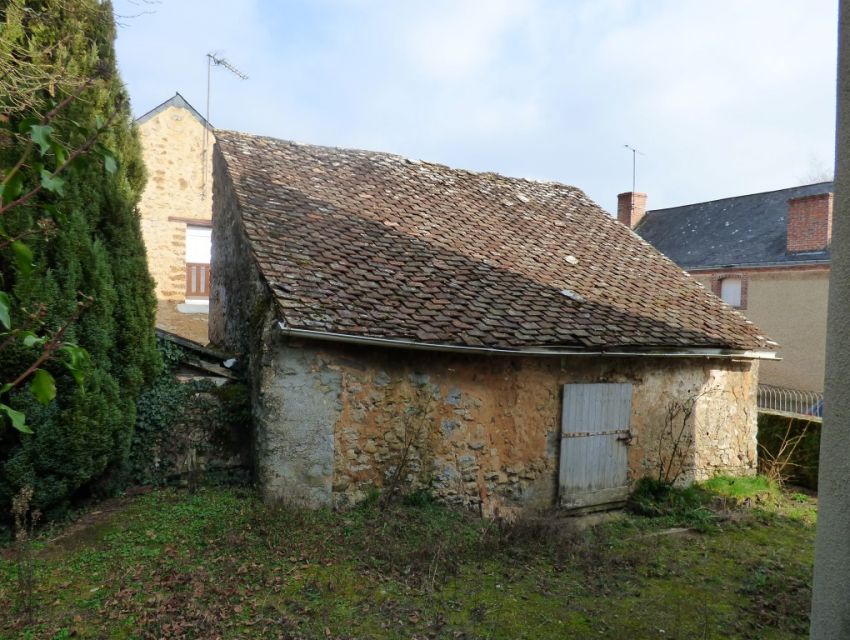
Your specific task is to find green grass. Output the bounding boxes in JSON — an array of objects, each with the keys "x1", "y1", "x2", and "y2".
[
  {"x1": 0, "y1": 478, "x2": 815, "y2": 639},
  {"x1": 701, "y1": 475, "x2": 780, "y2": 501}
]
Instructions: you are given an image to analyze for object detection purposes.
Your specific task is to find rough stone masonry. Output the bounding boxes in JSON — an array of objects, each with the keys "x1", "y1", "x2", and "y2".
[{"x1": 251, "y1": 335, "x2": 758, "y2": 517}]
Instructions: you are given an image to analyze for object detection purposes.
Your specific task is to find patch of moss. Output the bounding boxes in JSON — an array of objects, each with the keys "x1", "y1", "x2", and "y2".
[{"x1": 700, "y1": 474, "x2": 779, "y2": 501}]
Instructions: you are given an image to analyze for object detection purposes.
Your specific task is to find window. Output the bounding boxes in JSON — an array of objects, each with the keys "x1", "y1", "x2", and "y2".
[
  {"x1": 185, "y1": 225, "x2": 212, "y2": 301},
  {"x1": 185, "y1": 225, "x2": 211, "y2": 264},
  {"x1": 720, "y1": 277, "x2": 742, "y2": 308}
]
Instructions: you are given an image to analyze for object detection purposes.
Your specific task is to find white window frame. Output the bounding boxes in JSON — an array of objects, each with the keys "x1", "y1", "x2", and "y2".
[{"x1": 720, "y1": 276, "x2": 743, "y2": 308}]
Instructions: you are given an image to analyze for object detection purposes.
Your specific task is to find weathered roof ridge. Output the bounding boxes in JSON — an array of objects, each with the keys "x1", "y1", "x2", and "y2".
[
  {"x1": 217, "y1": 130, "x2": 588, "y2": 194},
  {"x1": 643, "y1": 181, "x2": 834, "y2": 217},
  {"x1": 214, "y1": 129, "x2": 772, "y2": 353}
]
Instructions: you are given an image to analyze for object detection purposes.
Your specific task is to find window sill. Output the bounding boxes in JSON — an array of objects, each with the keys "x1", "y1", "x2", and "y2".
[{"x1": 177, "y1": 301, "x2": 209, "y2": 314}]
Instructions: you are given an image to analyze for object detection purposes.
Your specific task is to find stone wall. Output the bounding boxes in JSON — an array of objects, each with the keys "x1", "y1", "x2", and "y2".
[
  {"x1": 254, "y1": 335, "x2": 758, "y2": 516},
  {"x1": 210, "y1": 142, "x2": 284, "y2": 496},
  {"x1": 209, "y1": 143, "x2": 273, "y2": 357},
  {"x1": 137, "y1": 104, "x2": 214, "y2": 302}
]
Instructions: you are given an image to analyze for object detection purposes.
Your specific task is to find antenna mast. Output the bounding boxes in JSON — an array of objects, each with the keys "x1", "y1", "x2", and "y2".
[
  {"x1": 623, "y1": 144, "x2": 644, "y2": 194},
  {"x1": 201, "y1": 53, "x2": 248, "y2": 196}
]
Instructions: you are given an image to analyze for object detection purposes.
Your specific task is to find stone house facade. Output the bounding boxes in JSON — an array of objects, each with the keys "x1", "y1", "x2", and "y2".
[
  {"x1": 209, "y1": 130, "x2": 775, "y2": 515},
  {"x1": 135, "y1": 93, "x2": 213, "y2": 344},
  {"x1": 628, "y1": 183, "x2": 833, "y2": 393}
]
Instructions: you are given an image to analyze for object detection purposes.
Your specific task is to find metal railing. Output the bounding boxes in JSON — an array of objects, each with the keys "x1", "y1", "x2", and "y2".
[{"x1": 757, "y1": 384, "x2": 823, "y2": 422}]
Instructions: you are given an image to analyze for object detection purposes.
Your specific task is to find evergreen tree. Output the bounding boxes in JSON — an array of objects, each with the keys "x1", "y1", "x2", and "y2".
[{"x1": 0, "y1": 0, "x2": 159, "y2": 518}]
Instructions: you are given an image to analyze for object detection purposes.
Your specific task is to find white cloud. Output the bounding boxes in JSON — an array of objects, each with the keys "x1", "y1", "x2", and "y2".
[
  {"x1": 395, "y1": 0, "x2": 537, "y2": 81},
  {"x1": 114, "y1": 0, "x2": 839, "y2": 213}
]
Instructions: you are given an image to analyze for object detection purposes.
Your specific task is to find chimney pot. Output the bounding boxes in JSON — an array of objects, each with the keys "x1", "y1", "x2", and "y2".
[{"x1": 617, "y1": 192, "x2": 647, "y2": 228}]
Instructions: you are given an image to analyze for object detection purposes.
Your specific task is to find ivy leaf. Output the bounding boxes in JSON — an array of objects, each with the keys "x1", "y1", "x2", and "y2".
[
  {"x1": 103, "y1": 153, "x2": 117, "y2": 174},
  {"x1": 11, "y1": 241, "x2": 33, "y2": 276},
  {"x1": 0, "y1": 291, "x2": 11, "y2": 329},
  {"x1": 61, "y1": 343, "x2": 89, "y2": 386},
  {"x1": 0, "y1": 403, "x2": 30, "y2": 433},
  {"x1": 29, "y1": 124, "x2": 54, "y2": 155},
  {"x1": 1, "y1": 170, "x2": 24, "y2": 201},
  {"x1": 30, "y1": 369, "x2": 56, "y2": 405},
  {"x1": 40, "y1": 170, "x2": 64, "y2": 195},
  {"x1": 20, "y1": 331, "x2": 43, "y2": 347},
  {"x1": 16, "y1": 116, "x2": 38, "y2": 135},
  {"x1": 51, "y1": 141, "x2": 68, "y2": 167}
]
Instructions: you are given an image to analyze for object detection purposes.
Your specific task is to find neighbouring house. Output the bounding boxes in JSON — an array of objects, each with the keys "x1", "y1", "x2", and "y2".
[
  {"x1": 209, "y1": 130, "x2": 776, "y2": 515},
  {"x1": 625, "y1": 183, "x2": 832, "y2": 394},
  {"x1": 136, "y1": 93, "x2": 214, "y2": 344}
]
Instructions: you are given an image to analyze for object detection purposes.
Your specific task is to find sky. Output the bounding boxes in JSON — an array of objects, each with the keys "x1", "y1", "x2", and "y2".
[{"x1": 114, "y1": 0, "x2": 838, "y2": 214}]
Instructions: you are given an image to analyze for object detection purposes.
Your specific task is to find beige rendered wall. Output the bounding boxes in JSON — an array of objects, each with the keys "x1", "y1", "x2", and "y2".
[
  {"x1": 694, "y1": 269, "x2": 829, "y2": 392},
  {"x1": 137, "y1": 105, "x2": 213, "y2": 302}
]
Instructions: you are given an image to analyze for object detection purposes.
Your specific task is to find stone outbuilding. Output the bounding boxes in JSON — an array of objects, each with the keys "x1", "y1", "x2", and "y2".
[{"x1": 209, "y1": 130, "x2": 776, "y2": 516}]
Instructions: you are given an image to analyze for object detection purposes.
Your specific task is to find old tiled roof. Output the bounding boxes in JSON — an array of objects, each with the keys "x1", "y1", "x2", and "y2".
[
  {"x1": 637, "y1": 182, "x2": 833, "y2": 270},
  {"x1": 214, "y1": 130, "x2": 771, "y2": 352}
]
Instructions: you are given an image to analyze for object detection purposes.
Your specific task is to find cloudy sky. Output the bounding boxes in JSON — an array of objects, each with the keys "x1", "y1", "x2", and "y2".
[{"x1": 114, "y1": 0, "x2": 838, "y2": 214}]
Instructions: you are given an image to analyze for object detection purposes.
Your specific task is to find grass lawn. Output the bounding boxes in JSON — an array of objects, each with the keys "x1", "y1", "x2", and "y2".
[{"x1": 0, "y1": 479, "x2": 815, "y2": 639}]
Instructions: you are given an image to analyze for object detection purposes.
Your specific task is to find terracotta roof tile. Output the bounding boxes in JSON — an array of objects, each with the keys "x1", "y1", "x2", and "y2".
[{"x1": 215, "y1": 131, "x2": 770, "y2": 352}]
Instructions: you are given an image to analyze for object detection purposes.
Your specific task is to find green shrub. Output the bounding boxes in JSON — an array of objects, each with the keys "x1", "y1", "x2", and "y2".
[
  {"x1": 0, "y1": 1, "x2": 159, "y2": 521},
  {"x1": 128, "y1": 338, "x2": 251, "y2": 487},
  {"x1": 402, "y1": 488, "x2": 435, "y2": 508},
  {"x1": 626, "y1": 477, "x2": 715, "y2": 529}
]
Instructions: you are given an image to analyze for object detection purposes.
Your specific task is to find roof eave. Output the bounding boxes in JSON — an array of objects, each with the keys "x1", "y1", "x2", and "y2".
[
  {"x1": 277, "y1": 323, "x2": 777, "y2": 360},
  {"x1": 687, "y1": 259, "x2": 830, "y2": 271}
]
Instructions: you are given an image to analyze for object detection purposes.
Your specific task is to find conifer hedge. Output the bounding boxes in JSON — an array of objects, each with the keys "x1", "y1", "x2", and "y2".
[{"x1": 0, "y1": 0, "x2": 159, "y2": 519}]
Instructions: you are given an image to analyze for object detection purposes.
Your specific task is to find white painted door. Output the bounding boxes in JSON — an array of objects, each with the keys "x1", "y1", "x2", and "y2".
[{"x1": 559, "y1": 383, "x2": 632, "y2": 509}]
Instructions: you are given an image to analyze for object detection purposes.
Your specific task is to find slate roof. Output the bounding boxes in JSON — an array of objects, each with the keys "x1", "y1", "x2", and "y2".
[
  {"x1": 214, "y1": 130, "x2": 771, "y2": 353},
  {"x1": 636, "y1": 182, "x2": 833, "y2": 270}
]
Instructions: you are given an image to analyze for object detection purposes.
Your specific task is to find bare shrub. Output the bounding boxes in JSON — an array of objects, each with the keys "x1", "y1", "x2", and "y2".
[
  {"x1": 655, "y1": 386, "x2": 722, "y2": 485},
  {"x1": 759, "y1": 417, "x2": 812, "y2": 487},
  {"x1": 381, "y1": 383, "x2": 434, "y2": 509},
  {"x1": 657, "y1": 394, "x2": 698, "y2": 484}
]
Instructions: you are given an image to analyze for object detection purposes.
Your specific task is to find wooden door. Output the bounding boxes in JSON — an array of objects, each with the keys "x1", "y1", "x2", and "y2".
[{"x1": 559, "y1": 383, "x2": 632, "y2": 510}]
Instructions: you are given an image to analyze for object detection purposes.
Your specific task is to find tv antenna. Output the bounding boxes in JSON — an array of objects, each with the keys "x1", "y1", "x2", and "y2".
[
  {"x1": 623, "y1": 144, "x2": 644, "y2": 193},
  {"x1": 201, "y1": 53, "x2": 248, "y2": 195}
]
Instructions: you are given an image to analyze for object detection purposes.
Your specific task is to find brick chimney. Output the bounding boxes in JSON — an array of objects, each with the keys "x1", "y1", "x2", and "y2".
[
  {"x1": 787, "y1": 193, "x2": 833, "y2": 253},
  {"x1": 617, "y1": 192, "x2": 647, "y2": 228}
]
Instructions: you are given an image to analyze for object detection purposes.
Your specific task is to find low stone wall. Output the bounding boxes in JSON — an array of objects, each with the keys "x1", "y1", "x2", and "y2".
[{"x1": 253, "y1": 334, "x2": 758, "y2": 516}]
